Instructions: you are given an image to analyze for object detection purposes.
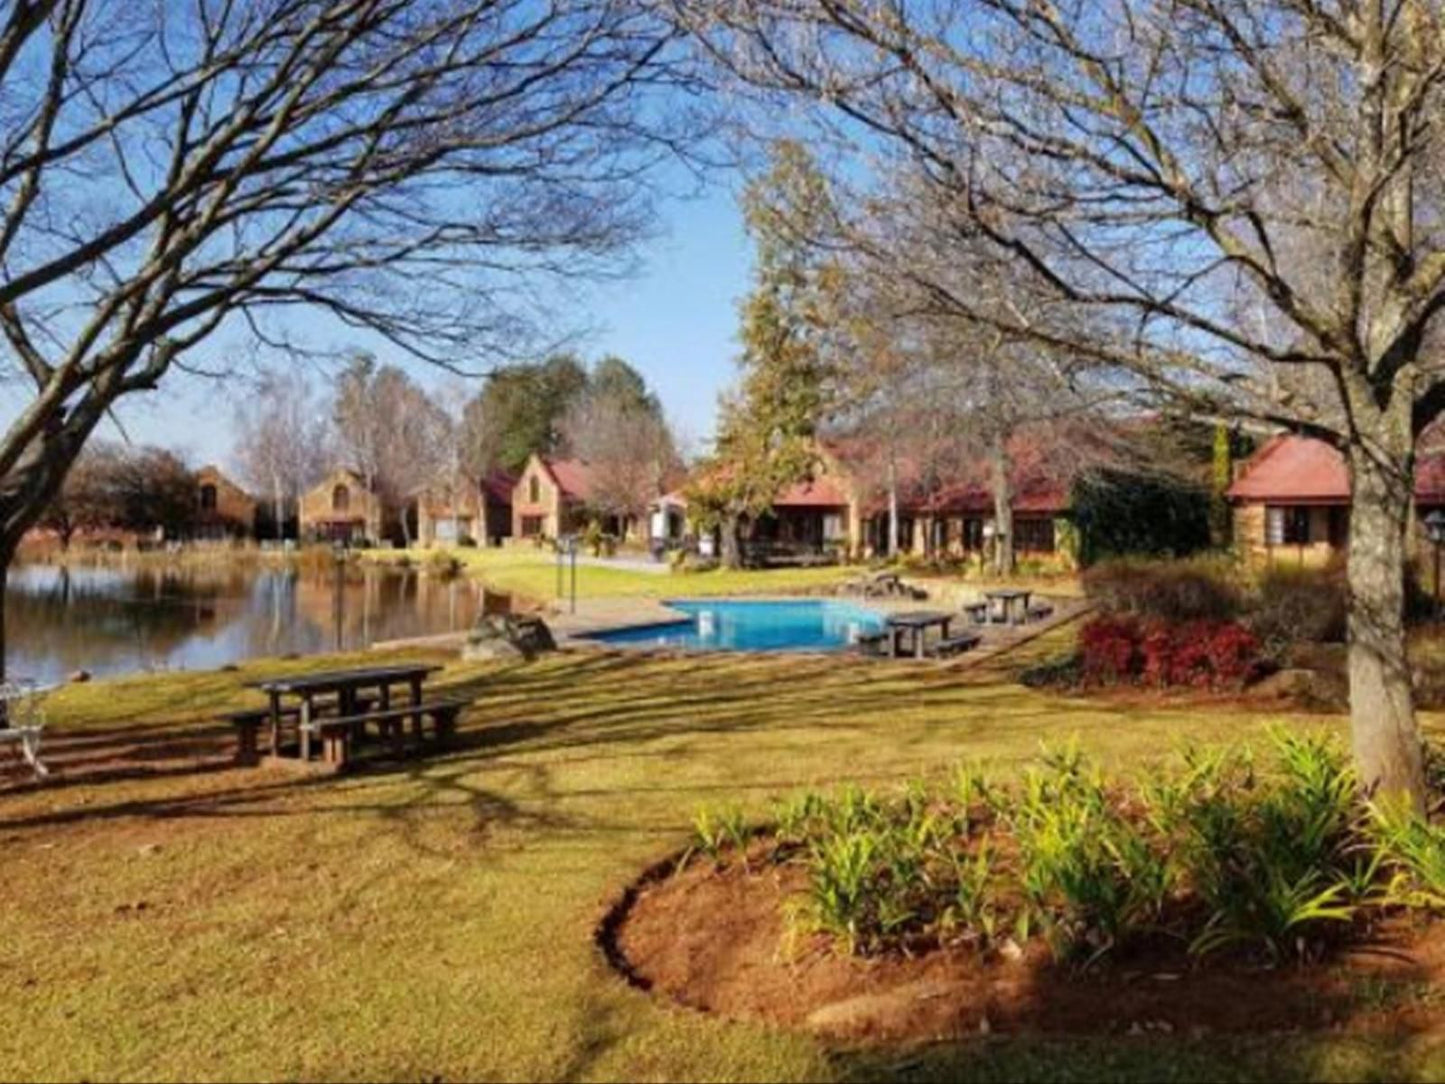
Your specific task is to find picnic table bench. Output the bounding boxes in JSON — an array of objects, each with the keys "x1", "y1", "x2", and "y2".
[
  {"x1": 300, "y1": 698, "x2": 467, "y2": 768},
  {"x1": 985, "y1": 588, "x2": 1034, "y2": 625},
  {"x1": 931, "y1": 632, "x2": 983, "y2": 658},
  {"x1": 229, "y1": 663, "x2": 464, "y2": 771},
  {"x1": 884, "y1": 610, "x2": 956, "y2": 659},
  {"x1": 222, "y1": 696, "x2": 375, "y2": 765}
]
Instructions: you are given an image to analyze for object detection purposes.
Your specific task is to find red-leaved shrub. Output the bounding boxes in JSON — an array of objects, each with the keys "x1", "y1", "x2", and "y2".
[
  {"x1": 1079, "y1": 616, "x2": 1142, "y2": 685},
  {"x1": 1078, "y1": 616, "x2": 1260, "y2": 689}
]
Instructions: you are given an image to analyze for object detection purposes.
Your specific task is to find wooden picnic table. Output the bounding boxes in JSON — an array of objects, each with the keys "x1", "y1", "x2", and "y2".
[
  {"x1": 885, "y1": 610, "x2": 955, "y2": 659},
  {"x1": 984, "y1": 588, "x2": 1033, "y2": 626},
  {"x1": 246, "y1": 663, "x2": 443, "y2": 760}
]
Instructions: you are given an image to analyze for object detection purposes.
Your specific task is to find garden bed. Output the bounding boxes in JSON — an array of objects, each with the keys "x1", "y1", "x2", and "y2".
[
  {"x1": 607, "y1": 856, "x2": 1445, "y2": 1042},
  {"x1": 599, "y1": 737, "x2": 1445, "y2": 1044}
]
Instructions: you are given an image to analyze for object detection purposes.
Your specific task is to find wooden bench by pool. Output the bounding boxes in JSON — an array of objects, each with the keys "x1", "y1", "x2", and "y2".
[{"x1": 931, "y1": 632, "x2": 982, "y2": 658}]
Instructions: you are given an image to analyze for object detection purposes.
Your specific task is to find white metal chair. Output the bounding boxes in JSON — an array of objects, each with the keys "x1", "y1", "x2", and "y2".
[{"x1": 1, "y1": 681, "x2": 51, "y2": 779}]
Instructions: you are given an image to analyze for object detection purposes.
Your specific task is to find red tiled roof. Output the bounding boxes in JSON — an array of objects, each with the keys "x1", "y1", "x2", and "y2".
[
  {"x1": 1226, "y1": 435, "x2": 1349, "y2": 503},
  {"x1": 539, "y1": 457, "x2": 594, "y2": 501},
  {"x1": 774, "y1": 476, "x2": 848, "y2": 508},
  {"x1": 1417, "y1": 453, "x2": 1445, "y2": 505},
  {"x1": 1228, "y1": 434, "x2": 1445, "y2": 504},
  {"x1": 481, "y1": 469, "x2": 517, "y2": 505}
]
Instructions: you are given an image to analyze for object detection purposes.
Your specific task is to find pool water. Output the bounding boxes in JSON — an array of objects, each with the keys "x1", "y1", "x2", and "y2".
[{"x1": 584, "y1": 599, "x2": 886, "y2": 652}]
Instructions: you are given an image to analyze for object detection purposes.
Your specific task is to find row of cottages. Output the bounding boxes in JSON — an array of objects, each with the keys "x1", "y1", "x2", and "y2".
[
  {"x1": 650, "y1": 441, "x2": 1073, "y2": 562},
  {"x1": 1227, "y1": 434, "x2": 1445, "y2": 565},
  {"x1": 296, "y1": 467, "x2": 519, "y2": 546}
]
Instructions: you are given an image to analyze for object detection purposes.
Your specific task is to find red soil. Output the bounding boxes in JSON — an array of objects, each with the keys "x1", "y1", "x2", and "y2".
[{"x1": 602, "y1": 855, "x2": 1445, "y2": 1044}]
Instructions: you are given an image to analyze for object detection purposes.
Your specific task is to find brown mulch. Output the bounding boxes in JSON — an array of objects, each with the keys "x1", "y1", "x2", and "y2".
[{"x1": 603, "y1": 857, "x2": 1445, "y2": 1044}]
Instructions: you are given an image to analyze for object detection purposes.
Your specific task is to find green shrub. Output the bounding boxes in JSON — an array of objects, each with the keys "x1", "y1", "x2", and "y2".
[
  {"x1": 1009, "y1": 750, "x2": 1170, "y2": 962},
  {"x1": 698, "y1": 734, "x2": 1445, "y2": 969},
  {"x1": 1248, "y1": 563, "x2": 1348, "y2": 656},
  {"x1": 1083, "y1": 555, "x2": 1243, "y2": 622},
  {"x1": 1164, "y1": 731, "x2": 1358, "y2": 959},
  {"x1": 423, "y1": 550, "x2": 463, "y2": 578},
  {"x1": 686, "y1": 804, "x2": 751, "y2": 869},
  {"x1": 1367, "y1": 800, "x2": 1445, "y2": 909}
]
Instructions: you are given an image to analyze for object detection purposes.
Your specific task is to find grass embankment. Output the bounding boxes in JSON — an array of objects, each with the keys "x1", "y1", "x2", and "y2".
[{"x1": 4, "y1": 629, "x2": 1441, "y2": 1081}]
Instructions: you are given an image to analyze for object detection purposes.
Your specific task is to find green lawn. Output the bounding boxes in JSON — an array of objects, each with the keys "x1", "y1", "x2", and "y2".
[
  {"x1": 1, "y1": 639, "x2": 1441, "y2": 1081},
  {"x1": 372, "y1": 544, "x2": 1084, "y2": 607}
]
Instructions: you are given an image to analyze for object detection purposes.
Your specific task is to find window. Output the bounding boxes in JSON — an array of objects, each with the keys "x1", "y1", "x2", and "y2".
[
  {"x1": 962, "y1": 518, "x2": 985, "y2": 552},
  {"x1": 1015, "y1": 517, "x2": 1057, "y2": 553},
  {"x1": 1266, "y1": 505, "x2": 1311, "y2": 545},
  {"x1": 521, "y1": 515, "x2": 544, "y2": 537},
  {"x1": 1328, "y1": 507, "x2": 1349, "y2": 547},
  {"x1": 822, "y1": 513, "x2": 845, "y2": 541},
  {"x1": 199, "y1": 484, "x2": 217, "y2": 511},
  {"x1": 332, "y1": 484, "x2": 350, "y2": 513},
  {"x1": 528, "y1": 475, "x2": 541, "y2": 503}
]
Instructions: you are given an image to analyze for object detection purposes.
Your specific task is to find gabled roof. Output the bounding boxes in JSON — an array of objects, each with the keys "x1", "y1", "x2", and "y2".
[
  {"x1": 1227, "y1": 433, "x2": 1445, "y2": 505},
  {"x1": 837, "y1": 435, "x2": 1075, "y2": 517},
  {"x1": 1226, "y1": 435, "x2": 1349, "y2": 503},
  {"x1": 774, "y1": 476, "x2": 849, "y2": 508},
  {"x1": 537, "y1": 456, "x2": 594, "y2": 501},
  {"x1": 481, "y1": 469, "x2": 517, "y2": 505}
]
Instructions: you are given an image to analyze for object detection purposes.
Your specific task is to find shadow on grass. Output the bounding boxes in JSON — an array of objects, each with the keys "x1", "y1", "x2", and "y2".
[
  {"x1": 0, "y1": 645, "x2": 1280, "y2": 845},
  {"x1": 828, "y1": 1032, "x2": 1445, "y2": 1083}
]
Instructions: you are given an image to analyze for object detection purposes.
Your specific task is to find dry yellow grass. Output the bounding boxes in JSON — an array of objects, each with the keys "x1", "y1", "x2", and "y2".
[{"x1": 1, "y1": 640, "x2": 1442, "y2": 1081}]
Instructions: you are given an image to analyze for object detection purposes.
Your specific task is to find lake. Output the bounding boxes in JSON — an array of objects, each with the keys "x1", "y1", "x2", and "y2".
[{"x1": 4, "y1": 560, "x2": 501, "y2": 684}]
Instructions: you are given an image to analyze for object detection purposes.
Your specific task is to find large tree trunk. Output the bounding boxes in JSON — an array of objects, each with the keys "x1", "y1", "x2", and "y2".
[
  {"x1": 989, "y1": 429, "x2": 1014, "y2": 576},
  {"x1": 0, "y1": 558, "x2": 7, "y2": 727},
  {"x1": 720, "y1": 512, "x2": 743, "y2": 569},
  {"x1": 1346, "y1": 442, "x2": 1426, "y2": 811}
]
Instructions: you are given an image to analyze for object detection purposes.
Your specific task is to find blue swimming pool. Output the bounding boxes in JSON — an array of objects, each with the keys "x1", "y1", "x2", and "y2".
[{"x1": 585, "y1": 599, "x2": 887, "y2": 652}]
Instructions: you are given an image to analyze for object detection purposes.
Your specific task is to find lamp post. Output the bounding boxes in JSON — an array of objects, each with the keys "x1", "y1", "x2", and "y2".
[
  {"x1": 1425, "y1": 511, "x2": 1445, "y2": 622},
  {"x1": 556, "y1": 534, "x2": 578, "y2": 614}
]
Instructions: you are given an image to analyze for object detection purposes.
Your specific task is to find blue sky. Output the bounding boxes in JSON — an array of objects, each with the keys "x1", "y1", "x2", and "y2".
[{"x1": 91, "y1": 178, "x2": 753, "y2": 471}]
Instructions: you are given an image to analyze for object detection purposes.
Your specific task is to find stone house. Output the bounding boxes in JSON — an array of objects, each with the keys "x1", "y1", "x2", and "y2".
[
  {"x1": 1227, "y1": 434, "x2": 1445, "y2": 565},
  {"x1": 298, "y1": 467, "x2": 394, "y2": 544},
  {"x1": 509, "y1": 455, "x2": 648, "y2": 541},
  {"x1": 193, "y1": 465, "x2": 257, "y2": 540},
  {"x1": 417, "y1": 469, "x2": 516, "y2": 546}
]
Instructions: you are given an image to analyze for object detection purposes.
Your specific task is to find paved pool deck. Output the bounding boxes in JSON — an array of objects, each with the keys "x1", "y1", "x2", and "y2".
[
  {"x1": 373, "y1": 585, "x2": 1091, "y2": 664},
  {"x1": 542, "y1": 592, "x2": 1093, "y2": 664}
]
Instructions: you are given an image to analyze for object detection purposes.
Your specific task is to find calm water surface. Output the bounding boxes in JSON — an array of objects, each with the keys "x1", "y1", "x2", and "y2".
[{"x1": 5, "y1": 561, "x2": 499, "y2": 684}]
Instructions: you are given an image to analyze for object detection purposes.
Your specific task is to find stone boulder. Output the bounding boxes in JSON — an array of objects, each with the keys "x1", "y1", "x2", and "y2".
[{"x1": 463, "y1": 613, "x2": 557, "y2": 662}]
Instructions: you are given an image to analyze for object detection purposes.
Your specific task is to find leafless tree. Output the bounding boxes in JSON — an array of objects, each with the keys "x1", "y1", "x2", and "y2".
[
  {"x1": 674, "y1": 0, "x2": 1445, "y2": 806},
  {"x1": 0, "y1": 0, "x2": 697, "y2": 689},
  {"x1": 378, "y1": 376, "x2": 452, "y2": 547},
  {"x1": 560, "y1": 387, "x2": 680, "y2": 526},
  {"x1": 332, "y1": 357, "x2": 449, "y2": 542},
  {"x1": 233, "y1": 367, "x2": 331, "y2": 538}
]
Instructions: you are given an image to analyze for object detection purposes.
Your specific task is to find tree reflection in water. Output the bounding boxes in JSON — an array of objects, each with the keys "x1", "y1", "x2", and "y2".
[{"x1": 4, "y1": 562, "x2": 490, "y2": 683}]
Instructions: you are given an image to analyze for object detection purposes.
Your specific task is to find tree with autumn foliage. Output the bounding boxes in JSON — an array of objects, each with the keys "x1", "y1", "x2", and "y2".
[{"x1": 686, "y1": 142, "x2": 839, "y2": 567}]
